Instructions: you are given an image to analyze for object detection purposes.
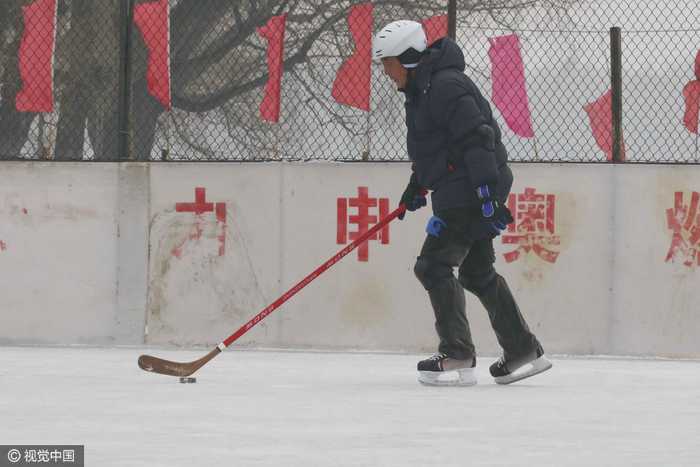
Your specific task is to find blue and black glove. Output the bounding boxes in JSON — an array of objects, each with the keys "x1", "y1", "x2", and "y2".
[
  {"x1": 426, "y1": 215, "x2": 447, "y2": 237},
  {"x1": 475, "y1": 184, "x2": 513, "y2": 237},
  {"x1": 398, "y1": 173, "x2": 427, "y2": 220}
]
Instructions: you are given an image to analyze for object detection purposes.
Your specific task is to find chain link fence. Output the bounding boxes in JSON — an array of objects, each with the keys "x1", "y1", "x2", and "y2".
[{"x1": 0, "y1": 0, "x2": 698, "y2": 163}]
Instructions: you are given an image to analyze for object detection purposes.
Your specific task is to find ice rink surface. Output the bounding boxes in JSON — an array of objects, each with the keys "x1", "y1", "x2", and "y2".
[{"x1": 1, "y1": 347, "x2": 699, "y2": 467}]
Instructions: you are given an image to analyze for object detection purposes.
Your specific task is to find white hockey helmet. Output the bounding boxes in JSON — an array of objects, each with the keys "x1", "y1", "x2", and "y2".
[{"x1": 372, "y1": 20, "x2": 427, "y2": 67}]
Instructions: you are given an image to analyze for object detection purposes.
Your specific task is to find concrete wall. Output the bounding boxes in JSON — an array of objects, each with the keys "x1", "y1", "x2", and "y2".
[
  {"x1": 1, "y1": 161, "x2": 698, "y2": 357},
  {"x1": 0, "y1": 163, "x2": 149, "y2": 346}
]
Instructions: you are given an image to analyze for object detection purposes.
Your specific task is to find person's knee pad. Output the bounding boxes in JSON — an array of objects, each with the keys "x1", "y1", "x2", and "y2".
[
  {"x1": 459, "y1": 266, "x2": 497, "y2": 296},
  {"x1": 414, "y1": 257, "x2": 453, "y2": 291}
]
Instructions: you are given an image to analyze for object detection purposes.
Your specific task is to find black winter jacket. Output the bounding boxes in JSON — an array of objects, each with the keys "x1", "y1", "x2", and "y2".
[{"x1": 403, "y1": 37, "x2": 512, "y2": 213}]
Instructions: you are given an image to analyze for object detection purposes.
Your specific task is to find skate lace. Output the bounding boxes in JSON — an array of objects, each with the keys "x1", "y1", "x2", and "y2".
[
  {"x1": 429, "y1": 353, "x2": 448, "y2": 361},
  {"x1": 496, "y1": 355, "x2": 506, "y2": 368}
]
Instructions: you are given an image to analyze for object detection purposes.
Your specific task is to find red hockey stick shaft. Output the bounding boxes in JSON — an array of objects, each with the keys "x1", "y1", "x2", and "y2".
[{"x1": 219, "y1": 204, "x2": 406, "y2": 349}]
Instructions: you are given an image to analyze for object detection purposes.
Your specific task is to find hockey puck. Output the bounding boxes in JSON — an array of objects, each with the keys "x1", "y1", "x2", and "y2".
[{"x1": 179, "y1": 377, "x2": 197, "y2": 384}]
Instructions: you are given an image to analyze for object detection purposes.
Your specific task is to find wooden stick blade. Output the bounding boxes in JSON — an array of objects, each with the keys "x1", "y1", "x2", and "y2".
[{"x1": 138, "y1": 348, "x2": 221, "y2": 377}]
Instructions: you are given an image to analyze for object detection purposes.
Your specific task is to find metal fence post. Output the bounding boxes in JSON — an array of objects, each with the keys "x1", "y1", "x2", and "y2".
[
  {"x1": 447, "y1": 0, "x2": 456, "y2": 40},
  {"x1": 610, "y1": 26, "x2": 624, "y2": 163},
  {"x1": 118, "y1": 0, "x2": 134, "y2": 160}
]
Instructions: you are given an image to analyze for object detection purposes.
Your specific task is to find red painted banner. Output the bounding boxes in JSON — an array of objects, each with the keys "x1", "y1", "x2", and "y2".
[
  {"x1": 331, "y1": 3, "x2": 373, "y2": 111},
  {"x1": 488, "y1": 34, "x2": 534, "y2": 139},
  {"x1": 682, "y1": 50, "x2": 700, "y2": 134},
  {"x1": 134, "y1": 0, "x2": 172, "y2": 110},
  {"x1": 584, "y1": 89, "x2": 626, "y2": 161},
  {"x1": 15, "y1": 0, "x2": 57, "y2": 112},
  {"x1": 258, "y1": 14, "x2": 287, "y2": 122},
  {"x1": 421, "y1": 15, "x2": 448, "y2": 47}
]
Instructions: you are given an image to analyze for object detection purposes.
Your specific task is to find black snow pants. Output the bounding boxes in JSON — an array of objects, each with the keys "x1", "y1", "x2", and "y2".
[{"x1": 413, "y1": 208, "x2": 540, "y2": 360}]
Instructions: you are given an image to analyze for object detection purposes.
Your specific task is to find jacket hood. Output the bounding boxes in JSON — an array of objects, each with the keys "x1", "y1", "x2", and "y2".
[
  {"x1": 424, "y1": 37, "x2": 466, "y2": 73},
  {"x1": 409, "y1": 37, "x2": 465, "y2": 93}
]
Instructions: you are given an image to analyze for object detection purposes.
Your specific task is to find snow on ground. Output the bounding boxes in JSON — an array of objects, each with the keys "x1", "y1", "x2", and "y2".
[{"x1": 1, "y1": 346, "x2": 699, "y2": 467}]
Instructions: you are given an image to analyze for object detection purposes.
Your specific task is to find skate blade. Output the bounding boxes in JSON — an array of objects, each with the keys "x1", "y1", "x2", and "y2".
[
  {"x1": 494, "y1": 355, "x2": 552, "y2": 385},
  {"x1": 418, "y1": 368, "x2": 477, "y2": 387}
]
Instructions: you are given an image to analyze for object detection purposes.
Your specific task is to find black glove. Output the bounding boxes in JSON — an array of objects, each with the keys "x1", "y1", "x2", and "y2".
[
  {"x1": 474, "y1": 184, "x2": 513, "y2": 237},
  {"x1": 398, "y1": 173, "x2": 427, "y2": 220}
]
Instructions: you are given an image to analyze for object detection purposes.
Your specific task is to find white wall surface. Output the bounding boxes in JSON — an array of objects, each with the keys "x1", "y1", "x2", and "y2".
[
  {"x1": 0, "y1": 163, "x2": 121, "y2": 344},
  {"x1": 146, "y1": 164, "x2": 282, "y2": 348},
  {"x1": 610, "y1": 165, "x2": 700, "y2": 357},
  {"x1": 0, "y1": 161, "x2": 698, "y2": 357}
]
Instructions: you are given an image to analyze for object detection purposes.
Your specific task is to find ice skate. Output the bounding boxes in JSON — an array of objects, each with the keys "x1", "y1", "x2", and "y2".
[
  {"x1": 417, "y1": 353, "x2": 477, "y2": 386},
  {"x1": 490, "y1": 344, "x2": 552, "y2": 384}
]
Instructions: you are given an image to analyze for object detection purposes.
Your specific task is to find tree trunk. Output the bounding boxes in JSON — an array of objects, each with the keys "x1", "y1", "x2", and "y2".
[
  {"x1": 54, "y1": 73, "x2": 87, "y2": 160},
  {"x1": 87, "y1": 0, "x2": 122, "y2": 160},
  {"x1": 54, "y1": 0, "x2": 91, "y2": 160},
  {"x1": 54, "y1": 0, "x2": 122, "y2": 160},
  {"x1": 132, "y1": 81, "x2": 163, "y2": 161}
]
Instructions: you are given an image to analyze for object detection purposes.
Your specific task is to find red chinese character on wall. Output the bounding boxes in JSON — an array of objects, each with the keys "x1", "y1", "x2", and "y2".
[
  {"x1": 173, "y1": 187, "x2": 227, "y2": 258},
  {"x1": 502, "y1": 187, "x2": 560, "y2": 263},
  {"x1": 665, "y1": 191, "x2": 700, "y2": 267},
  {"x1": 337, "y1": 186, "x2": 390, "y2": 262}
]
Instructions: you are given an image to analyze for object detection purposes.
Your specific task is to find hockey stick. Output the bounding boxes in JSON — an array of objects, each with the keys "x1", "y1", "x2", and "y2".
[{"x1": 138, "y1": 204, "x2": 407, "y2": 377}]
